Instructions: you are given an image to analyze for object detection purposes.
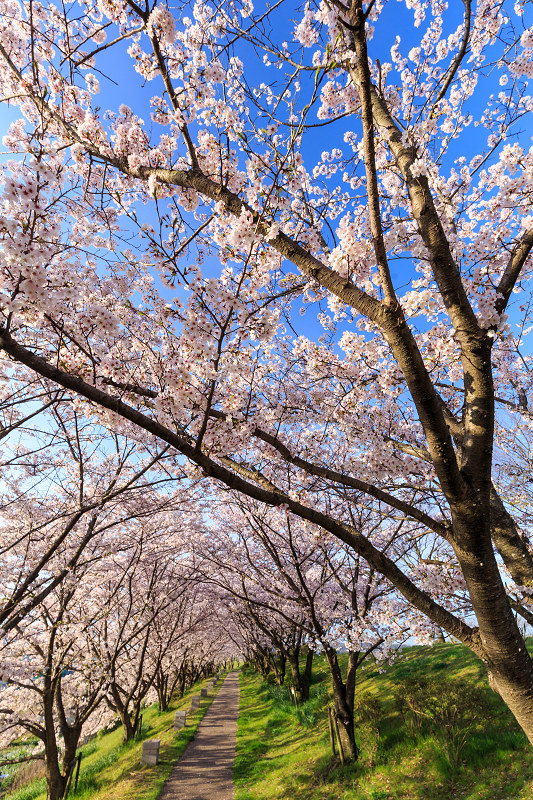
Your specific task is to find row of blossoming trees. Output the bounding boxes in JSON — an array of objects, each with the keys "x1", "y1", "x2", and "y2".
[
  {"x1": 0, "y1": 400, "x2": 244, "y2": 799},
  {"x1": 0, "y1": 0, "x2": 533, "y2": 786},
  {"x1": 0, "y1": 395, "x2": 411, "y2": 790},
  {"x1": 0, "y1": 391, "x2": 446, "y2": 782}
]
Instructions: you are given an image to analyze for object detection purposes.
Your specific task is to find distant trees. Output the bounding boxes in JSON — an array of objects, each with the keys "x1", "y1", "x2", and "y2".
[
  {"x1": 193, "y1": 496, "x2": 428, "y2": 759},
  {"x1": 0, "y1": 413, "x2": 230, "y2": 797}
]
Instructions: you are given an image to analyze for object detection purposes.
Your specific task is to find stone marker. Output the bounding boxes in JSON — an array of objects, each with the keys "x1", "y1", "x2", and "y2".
[
  {"x1": 201, "y1": 687, "x2": 208, "y2": 697},
  {"x1": 141, "y1": 740, "x2": 160, "y2": 766},
  {"x1": 174, "y1": 710, "x2": 187, "y2": 730},
  {"x1": 190, "y1": 695, "x2": 201, "y2": 712}
]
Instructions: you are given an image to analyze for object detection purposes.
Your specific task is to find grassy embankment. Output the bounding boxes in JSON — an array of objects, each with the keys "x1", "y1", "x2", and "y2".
[
  {"x1": 235, "y1": 644, "x2": 533, "y2": 800},
  {"x1": 5, "y1": 674, "x2": 225, "y2": 800}
]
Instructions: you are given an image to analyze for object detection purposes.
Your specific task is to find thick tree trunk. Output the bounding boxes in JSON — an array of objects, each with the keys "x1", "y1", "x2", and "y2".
[
  {"x1": 43, "y1": 711, "x2": 80, "y2": 800},
  {"x1": 451, "y1": 503, "x2": 533, "y2": 744},
  {"x1": 45, "y1": 765, "x2": 67, "y2": 800},
  {"x1": 44, "y1": 721, "x2": 66, "y2": 800},
  {"x1": 120, "y1": 708, "x2": 136, "y2": 743},
  {"x1": 60, "y1": 731, "x2": 81, "y2": 799},
  {"x1": 324, "y1": 647, "x2": 358, "y2": 761}
]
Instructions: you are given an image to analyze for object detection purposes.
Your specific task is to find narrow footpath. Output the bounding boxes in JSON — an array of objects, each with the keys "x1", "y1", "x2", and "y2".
[{"x1": 159, "y1": 671, "x2": 240, "y2": 800}]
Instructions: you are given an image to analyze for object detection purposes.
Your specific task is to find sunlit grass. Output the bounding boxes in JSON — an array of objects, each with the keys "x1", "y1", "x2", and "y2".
[
  {"x1": 6, "y1": 676, "x2": 223, "y2": 800},
  {"x1": 235, "y1": 644, "x2": 533, "y2": 800}
]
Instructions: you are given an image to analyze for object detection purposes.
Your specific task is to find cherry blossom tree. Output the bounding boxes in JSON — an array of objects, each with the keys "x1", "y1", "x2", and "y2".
[
  {"x1": 0, "y1": 401, "x2": 184, "y2": 633},
  {"x1": 1, "y1": 0, "x2": 533, "y2": 742},
  {"x1": 0, "y1": 550, "x2": 119, "y2": 800},
  {"x1": 94, "y1": 536, "x2": 198, "y2": 743},
  {"x1": 0, "y1": 418, "x2": 204, "y2": 798}
]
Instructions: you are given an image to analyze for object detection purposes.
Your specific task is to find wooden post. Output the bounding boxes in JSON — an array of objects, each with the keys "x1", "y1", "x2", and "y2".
[
  {"x1": 333, "y1": 714, "x2": 345, "y2": 765},
  {"x1": 327, "y1": 708, "x2": 336, "y2": 756},
  {"x1": 74, "y1": 753, "x2": 82, "y2": 792},
  {"x1": 63, "y1": 766, "x2": 74, "y2": 798},
  {"x1": 63, "y1": 751, "x2": 81, "y2": 799}
]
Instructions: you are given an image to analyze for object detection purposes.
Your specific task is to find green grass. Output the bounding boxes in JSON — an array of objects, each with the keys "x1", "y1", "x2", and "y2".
[
  {"x1": 5, "y1": 675, "x2": 225, "y2": 800},
  {"x1": 235, "y1": 645, "x2": 533, "y2": 800}
]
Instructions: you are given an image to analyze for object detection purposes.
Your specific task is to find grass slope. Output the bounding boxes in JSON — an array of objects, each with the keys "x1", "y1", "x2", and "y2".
[
  {"x1": 235, "y1": 644, "x2": 533, "y2": 800},
  {"x1": 6, "y1": 676, "x2": 224, "y2": 800}
]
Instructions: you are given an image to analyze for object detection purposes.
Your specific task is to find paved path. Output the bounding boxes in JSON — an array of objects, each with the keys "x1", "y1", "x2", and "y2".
[{"x1": 159, "y1": 672, "x2": 240, "y2": 800}]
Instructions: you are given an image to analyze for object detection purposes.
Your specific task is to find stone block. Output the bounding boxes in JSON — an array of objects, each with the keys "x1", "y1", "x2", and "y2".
[
  {"x1": 174, "y1": 710, "x2": 187, "y2": 730},
  {"x1": 201, "y1": 688, "x2": 208, "y2": 697},
  {"x1": 141, "y1": 740, "x2": 160, "y2": 766},
  {"x1": 190, "y1": 696, "x2": 201, "y2": 712}
]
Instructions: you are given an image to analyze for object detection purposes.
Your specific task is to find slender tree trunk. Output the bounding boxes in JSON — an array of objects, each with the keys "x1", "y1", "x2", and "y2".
[
  {"x1": 42, "y1": 677, "x2": 66, "y2": 800},
  {"x1": 266, "y1": 650, "x2": 284, "y2": 685},
  {"x1": 108, "y1": 684, "x2": 136, "y2": 743},
  {"x1": 287, "y1": 646, "x2": 305, "y2": 703},
  {"x1": 302, "y1": 648, "x2": 314, "y2": 701},
  {"x1": 254, "y1": 651, "x2": 270, "y2": 678},
  {"x1": 155, "y1": 667, "x2": 170, "y2": 712},
  {"x1": 276, "y1": 651, "x2": 286, "y2": 686},
  {"x1": 178, "y1": 663, "x2": 187, "y2": 697}
]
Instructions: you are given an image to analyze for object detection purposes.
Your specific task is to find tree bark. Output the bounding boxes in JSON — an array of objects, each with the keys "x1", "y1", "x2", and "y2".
[
  {"x1": 287, "y1": 646, "x2": 305, "y2": 703},
  {"x1": 275, "y1": 651, "x2": 286, "y2": 686},
  {"x1": 302, "y1": 648, "x2": 314, "y2": 701},
  {"x1": 324, "y1": 647, "x2": 358, "y2": 761},
  {"x1": 107, "y1": 683, "x2": 136, "y2": 744},
  {"x1": 450, "y1": 501, "x2": 533, "y2": 741}
]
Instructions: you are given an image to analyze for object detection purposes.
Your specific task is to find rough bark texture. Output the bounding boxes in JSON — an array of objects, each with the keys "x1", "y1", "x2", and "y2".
[
  {"x1": 325, "y1": 647, "x2": 358, "y2": 761},
  {"x1": 287, "y1": 647, "x2": 306, "y2": 703}
]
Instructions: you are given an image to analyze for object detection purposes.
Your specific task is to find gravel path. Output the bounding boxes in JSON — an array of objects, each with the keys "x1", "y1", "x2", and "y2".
[{"x1": 159, "y1": 671, "x2": 240, "y2": 800}]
